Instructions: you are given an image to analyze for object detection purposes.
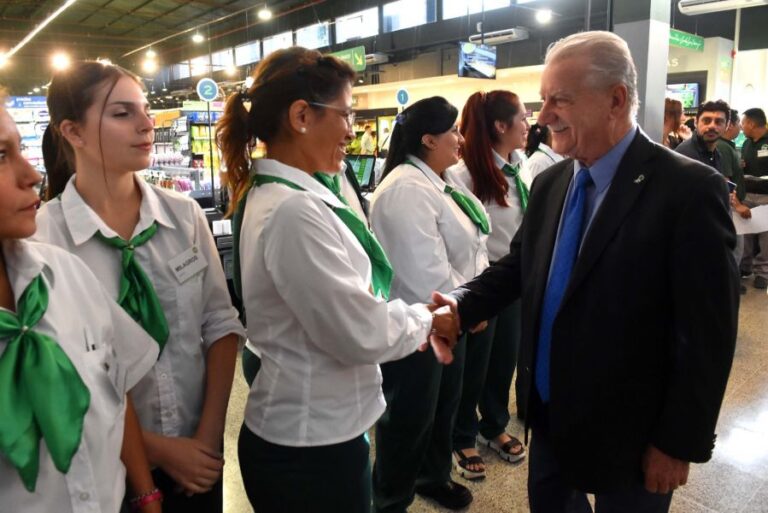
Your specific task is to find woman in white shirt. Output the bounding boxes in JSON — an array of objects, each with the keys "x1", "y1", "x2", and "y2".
[
  {"x1": 521, "y1": 123, "x2": 564, "y2": 185},
  {"x1": 370, "y1": 96, "x2": 489, "y2": 512},
  {"x1": 0, "y1": 97, "x2": 160, "y2": 512},
  {"x1": 448, "y1": 90, "x2": 529, "y2": 481},
  {"x1": 32, "y1": 61, "x2": 246, "y2": 513},
  {"x1": 216, "y1": 47, "x2": 456, "y2": 513}
]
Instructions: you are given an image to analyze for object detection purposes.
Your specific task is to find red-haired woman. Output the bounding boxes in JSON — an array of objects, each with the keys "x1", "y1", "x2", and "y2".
[{"x1": 448, "y1": 90, "x2": 529, "y2": 480}]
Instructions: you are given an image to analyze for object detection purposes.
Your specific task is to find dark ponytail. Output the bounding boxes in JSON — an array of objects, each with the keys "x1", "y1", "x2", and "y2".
[
  {"x1": 217, "y1": 47, "x2": 356, "y2": 217},
  {"x1": 382, "y1": 96, "x2": 458, "y2": 179},
  {"x1": 44, "y1": 60, "x2": 141, "y2": 200},
  {"x1": 525, "y1": 123, "x2": 550, "y2": 158}
]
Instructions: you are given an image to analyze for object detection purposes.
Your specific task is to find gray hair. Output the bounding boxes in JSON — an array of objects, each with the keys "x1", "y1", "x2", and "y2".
[{"x1": 545, "y1": 31, "x2": 639, "y2": 118}]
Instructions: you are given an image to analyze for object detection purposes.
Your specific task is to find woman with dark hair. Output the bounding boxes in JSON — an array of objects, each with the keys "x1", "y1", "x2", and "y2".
[
  {"x1": 216, "y1": 48, "x2": 456, "y2": 513},
  {"x1": 522, "y1": 122, "x2": 564, "y2": 183},
  {"x1": 447, "y1": 90, "x2": 528, "y2": 481},
  {"x1": 370, "y1": 96, "x2": 488, "y2": 512},
  {"x1": 33, "y1": 61, "x2": 246, "y2": 513},
  {"x1": 0, "y1": 91, "x2": 161, "y2": 512}
]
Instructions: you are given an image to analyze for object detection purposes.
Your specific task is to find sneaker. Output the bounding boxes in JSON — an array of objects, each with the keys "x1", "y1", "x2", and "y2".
[
  {"x1": 741, "y1": 269, "x2": 754, "y2": 279},
  {"x1": 415, "y1": 480, "x2": 473, "y2": 510},
  {"x1": 754, "y1": 276, "x2": 768, "y2": 289}
]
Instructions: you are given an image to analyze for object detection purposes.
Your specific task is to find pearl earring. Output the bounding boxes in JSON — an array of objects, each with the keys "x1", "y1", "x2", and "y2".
[{"x1": 299, "y1": 127, "x2": 307, "y2": 134}]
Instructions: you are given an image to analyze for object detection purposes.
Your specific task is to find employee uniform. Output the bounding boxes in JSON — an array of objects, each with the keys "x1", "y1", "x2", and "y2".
[
  {"x1": 0, "y1": 239, "x2": 157, "y2": 513},
  {"x1": 236, "y1": 158, "x2": 433, "y2": 513},
  {"x1": 239, "y1": 164, "x2": 370, "y2": 387},
  {"x1": 522, "y1": 143, "x2": 564, "y2": 186},
  {"x1": 33, "y1": 176, "x2": 245, "y2": 512},
  {"x1": 740, "y1": 133, "x2": 768, "y2": 282},
  {"x1": 450, "y1": 150, "x2": 527, "y2": 459},
  {"x1": 370, "y1": 155, "x2": 488, "y2": 512}
]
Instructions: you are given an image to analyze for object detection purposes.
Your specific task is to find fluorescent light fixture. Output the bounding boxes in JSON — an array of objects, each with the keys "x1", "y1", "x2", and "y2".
[
  {"x1": 535, "y1": 9, "x2": 553, "y2": 24},
  {"x1": 258, "y1": 5, "x2": 273, "y2": 20},
  {"x1": 192, "y1": 33, "x2": 205, "y2": 43},
  {"x1": 97, "y1": 57, "x2": 112, "y2": 65},
  {"x1": 51, "y1": 52, "x2": 71, "y2": 71},
  {"x1": 4, "y1": 0, "x2": 77, "y2": 61}
]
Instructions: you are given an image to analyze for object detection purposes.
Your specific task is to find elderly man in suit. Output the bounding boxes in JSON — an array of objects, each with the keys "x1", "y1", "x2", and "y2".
[{"x1": 433, "y1": 31, "x2": 738, "y2": 513}]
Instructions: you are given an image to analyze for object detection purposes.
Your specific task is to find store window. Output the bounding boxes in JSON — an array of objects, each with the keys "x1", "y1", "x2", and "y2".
[
  {"x1": 211, "y1": 48, "x2": 233, "y2": 72},
  {"x1": 383, "y1": 0, "x2": 436, "y2": 32},
  {"x1": 336, "y1": 7, "x2": 379, "y2": 43},
  {"x1": 235, "y1": 41, "x2": 261, "y2": 66},
  {"x1": 263, "y1": 31, "x2": 294, "y2": 57},
  {"x1": 296, "y1": 21, "x2": 330, "y2": 49},
  {"x1": 190, "y1": 56, "x2": 209, "y2": 76},
  {"x1": 442, "y1": 0, "x2": 510, "y2": 20}
]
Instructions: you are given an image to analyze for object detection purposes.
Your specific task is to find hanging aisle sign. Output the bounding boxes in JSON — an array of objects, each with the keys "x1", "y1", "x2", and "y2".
[
  {"x1": 196, "y1": 78, "x2": 219, "y2": 102},
  {"x1": 669, "y1": 29, "x2": 705, "y2": 52},
  {"x1": 396, "y1": 89, "x2": 409, "y2": 106},
  {"x1": 330, "y1": 46, "x2": 366, "y2": 72}
]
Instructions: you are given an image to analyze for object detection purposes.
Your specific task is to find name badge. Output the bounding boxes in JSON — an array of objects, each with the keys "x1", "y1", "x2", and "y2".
[
  {"x1": 168, "y1": 246, "x2": 208, "y2": 284},
  {"x1": 757, "y1": 149, "x2": 768, "y2": 158}
]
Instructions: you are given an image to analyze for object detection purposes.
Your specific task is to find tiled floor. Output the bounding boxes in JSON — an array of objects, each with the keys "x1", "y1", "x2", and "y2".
[{"x1": 223, "y1": 284, "x2": 768, "y2": 512}]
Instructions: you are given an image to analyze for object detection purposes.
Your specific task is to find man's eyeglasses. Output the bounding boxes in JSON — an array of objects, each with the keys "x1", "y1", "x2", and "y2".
[{"x1": 308, "y1": 102, "x2": 356, "y2": 127}]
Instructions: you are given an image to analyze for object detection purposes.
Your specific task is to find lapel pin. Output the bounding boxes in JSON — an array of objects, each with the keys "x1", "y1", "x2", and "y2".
[{"x1": 634, "y1": 174, "x2": 645, "y2": 184}]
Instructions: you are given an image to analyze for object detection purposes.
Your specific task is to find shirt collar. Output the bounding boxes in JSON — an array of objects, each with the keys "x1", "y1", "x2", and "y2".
[
  {"x1": 492, "y1": 149, "x2": 522, "y2": 170},
  {"x1": 60, "y1": 175, "x2": 176, "y2": 246},
  {"x1": 574, "y1": 125, "x2": 637, "y2": 193},
  {"x1": 537, "y1": 143, "x2": 559, "y2": 161},
  {"x1": 1, "y1": 239, "x2": 54, "y2": 305},
  {"x1": 405, "y1": 154, "x2": 450, "y2": 191},
  {"x1": 255, "y1": 158, "x2": 347, "y2": 209}
]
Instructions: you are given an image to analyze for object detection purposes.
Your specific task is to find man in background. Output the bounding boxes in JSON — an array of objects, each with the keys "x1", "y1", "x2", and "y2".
[{"x1": 740, "y1": 108, "x2": 768, "y2": 289}]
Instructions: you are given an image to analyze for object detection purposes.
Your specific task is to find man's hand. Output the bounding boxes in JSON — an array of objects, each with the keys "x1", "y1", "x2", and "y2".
[
  {"x1": 152, "y1": 435, "x2": 224, "y2": 495},
  {"x1": 642, "y1": 445, "x2": 690, "y2": 494},
  {"x1": 420, "y1": 292, "x2": 461, "y2": 364},
  {"x1": 731, "y1": 194, "x2": 752, "y2": 219}
]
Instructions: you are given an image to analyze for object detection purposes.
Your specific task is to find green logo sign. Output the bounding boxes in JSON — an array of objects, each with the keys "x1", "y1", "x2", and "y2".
[
  {"x1": 330, "y1": 46, "x2": 366, "y2": 72},
  {"x1": 669, "y1": 29, "x2": 705, "y2": 52}
]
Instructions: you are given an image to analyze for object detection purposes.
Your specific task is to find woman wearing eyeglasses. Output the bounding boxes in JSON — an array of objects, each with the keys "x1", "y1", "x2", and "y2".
[
  {"x1": 217, "y1": 47, "x2": 458, "y2": 513},
  {"x1": 370, "y1": 96, "x2": 489, "y2": 512}
]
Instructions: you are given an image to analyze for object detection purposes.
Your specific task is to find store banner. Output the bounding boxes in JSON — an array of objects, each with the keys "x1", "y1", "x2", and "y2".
[
  {"x1": 182, "y1": 100, "x2": 224, "y2": 111},
  {"x1": 669, "y1": 29, "x2": 705, "y2": 52},
  {"x1": 330, "y1": 46, "x2": 366, "y2": 72},
  {"x1": 4, "y1": 96, "x2": 48, "y2": 109}
]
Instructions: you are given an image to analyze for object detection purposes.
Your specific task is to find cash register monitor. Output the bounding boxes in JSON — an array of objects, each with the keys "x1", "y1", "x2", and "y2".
[{"x1": 346, "y1": 155, "x2": 376, "y2": 191}]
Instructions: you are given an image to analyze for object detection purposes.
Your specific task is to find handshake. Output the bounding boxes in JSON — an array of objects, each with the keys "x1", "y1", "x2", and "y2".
[{"x1": 419, "y1": 292, "x2": 461, "y2": 365}]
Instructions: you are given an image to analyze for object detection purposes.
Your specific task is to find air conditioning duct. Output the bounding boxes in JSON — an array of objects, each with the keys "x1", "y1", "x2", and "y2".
[
  {"x1": 678, "y1": 0, "x2": 768, "y2": 15},
  {"x1": 468, "y1": 26, "x2": 530, "y2": 46}
]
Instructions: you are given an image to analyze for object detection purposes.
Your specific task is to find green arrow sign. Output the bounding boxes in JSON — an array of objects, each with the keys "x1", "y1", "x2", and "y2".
[
  {"x1": 669, "y1": 29, "x2": 705, "y2": 52},
  {"x1": 330, "y1": 46, "x2": 366, "y2": 72}
]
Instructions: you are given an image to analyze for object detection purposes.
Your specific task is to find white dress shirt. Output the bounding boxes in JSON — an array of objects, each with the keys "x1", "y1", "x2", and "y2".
[
  {"x1": 449, "y1": 150, "x2": 525, "y2": 262},
  {"x1": 370, "y1": 155, "x2": 490, "y2": 304},
  {"x1": 0, "y1": 239, "x2": 157, "y2": 513},
  {"x1": 240, "y1": 159, "x2": 432, "y2": 447},
  {"x1": 33, "y1": 176, "x2": 245, "y2": 438},
  {"x1": 521, "y1": 143, "x2": 564, "y2": 185}
]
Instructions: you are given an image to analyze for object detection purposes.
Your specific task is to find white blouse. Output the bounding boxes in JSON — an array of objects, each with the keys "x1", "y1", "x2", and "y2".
[
  {"x1": 33, "y1": 176, "x2": 245, "y2": 439},
  {"x1": 449, "y1": 150, "x2": 525, "y2": 262},
  {"x1": 370, "y1": 155, "x2": 490, "y2": 304},
  {"x1": 0, "y1": 239, "x2": 157, "y2": 513},
  {"x1": 240, "y1": 159, "x2": 432, "y2": 447},
  {"x1": 521, "y1": 143, "x2": 564, "y2": 185}
]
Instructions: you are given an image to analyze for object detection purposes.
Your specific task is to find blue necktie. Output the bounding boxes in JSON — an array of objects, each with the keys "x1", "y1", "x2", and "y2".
[{"x1": 535, "y1": 168, "x2": 594, "y2": 403}]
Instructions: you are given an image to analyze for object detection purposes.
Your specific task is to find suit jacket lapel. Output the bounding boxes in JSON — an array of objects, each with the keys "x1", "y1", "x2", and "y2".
[{"x1": 561, "y1": 131, "x2": 658, "y2": 307}]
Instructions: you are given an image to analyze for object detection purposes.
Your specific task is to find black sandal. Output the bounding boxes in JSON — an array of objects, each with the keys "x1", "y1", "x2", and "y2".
[{"x1": 452, "y1": 449, "x2": 486, "y2": 480}]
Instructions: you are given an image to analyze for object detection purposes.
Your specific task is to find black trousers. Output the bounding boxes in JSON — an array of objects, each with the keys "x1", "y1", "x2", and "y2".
[
  {"x1": 372, "y1": 335, "x2": 467, "y2": 513},
  {"x1": 151, "y1": 467, "x2": 223, "y2": 513},
  {"x1": 528, "y1": 398, "x2": 673, "y2": 513},
  {"x1": 238, "y1": 425, "x2": 372, "y2": 513}
]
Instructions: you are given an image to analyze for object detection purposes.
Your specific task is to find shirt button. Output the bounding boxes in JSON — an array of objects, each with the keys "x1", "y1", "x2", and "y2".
[
  {"x1": 160, "y1": 373, "x2": 168, "y2": 379},
  {"x1": 79, "y1": 492, "x2": 90, "y2": 501}
]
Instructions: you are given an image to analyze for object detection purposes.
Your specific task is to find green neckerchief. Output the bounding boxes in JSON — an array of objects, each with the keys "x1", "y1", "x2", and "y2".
[
  {"x1": 313, "y1": 173, "x2": 349, "y2": 207},
  {"x1": 502, "y1": 162, "x2": 530, "y2": 212},
  {"x1": 0, "y1": 274, "x2": 91, "y2": 491},
  {"x1": 247, "y1": 173, "x2": 393, "y2": 299},
  {"x1": 406, "y1": 160, "x2": 490, "y2": 234},
  {"x1": 94, "y1": 222, "x2": 169, "y2": 354}
]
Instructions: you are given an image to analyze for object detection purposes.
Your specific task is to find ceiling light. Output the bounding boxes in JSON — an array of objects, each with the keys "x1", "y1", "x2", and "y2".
[
  {"x1": 257, "y1": 5, "x2": 272, "y2": 20},
  {"x1": 27, "y1": 91, "x2": 33, "y2": 95},
  {"x1": 97, "y1": 58, "x2": 112, "y2": 65},
  {"x1": 225, "y1": 65, "x2": 238, "y2": 76},
  {"x1": 0, "y1": 54, "x2": 7, "y2": 69},
  {"x1": 535, "y1": 9, "x2": 553, "y2": 24},
  {"x1": 33, "y1": 87, "x2": 40, "y2": 92},
  {"x1": 146, "y1": 48, "x2": 156, "y2": 59},
  {"x1": 3, "y1": 0, "x2": 77, "y2": 62},
  {"x1": 192, "y1": 33, "x2": 204, "y2": 44},
  {"x1": 142, "y1": 58, "x2": 158, "y2": 74},
  {"x1": 51, "y1": 52, "x2": 71, "y2": 71}
]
